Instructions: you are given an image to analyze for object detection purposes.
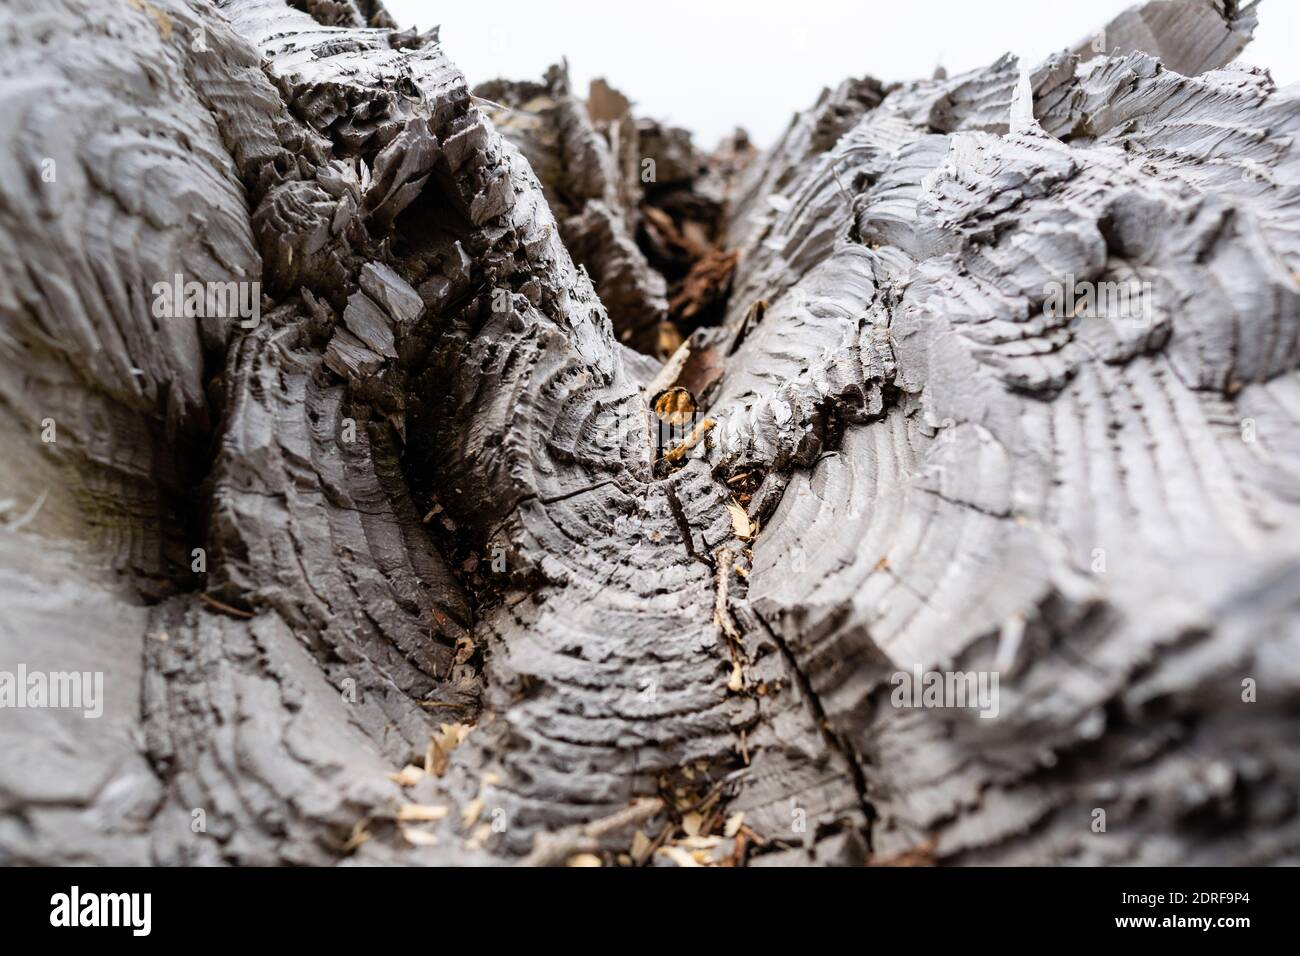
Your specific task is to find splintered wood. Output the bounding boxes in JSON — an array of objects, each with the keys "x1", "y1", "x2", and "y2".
[{"x1": 2, "y1": 0, "x2": 1295, "y2": 869}]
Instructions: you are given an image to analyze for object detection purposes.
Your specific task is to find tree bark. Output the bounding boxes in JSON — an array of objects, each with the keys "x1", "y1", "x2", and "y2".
[{"x1": 1, "y1": 0, "x2": 1298, "y2": 866}]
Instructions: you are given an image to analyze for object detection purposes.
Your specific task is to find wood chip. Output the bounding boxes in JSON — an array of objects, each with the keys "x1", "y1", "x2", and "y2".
[
  {"x1": 631, "y1": 829, "x2": 652, "y2": 866},
  {"x1": 726, "y1": 502, "x2": 753, "y2": 539},
  {"x1": 342, "y1": 818, "x2": 371, "y2": 852},
  {"x1": 657, "y1": 845, "x2": 701, "y2": 867},
  {"x1": 461, "y1": 797, "x2": 484, "y2": 829},
  {"x1": 400, "y1": 827, "x2": 439, "y2": 847},
  {"x1": 386, "y1": 764, "x2": 426, "y2": 787},
  {"x1": 396, "y1": 803, "x2": 449, "y2": 822},
  {"x1": 727, "y1": 659, "x2": 744, "y2": 692},
  {"x1": 453, "y1": 635, "x2": 476, "y2": 665},
  {"x1": 679, "y1": 835, "x2": 723, "y2": 850},
  {"x1": 425, "y1": 722, "x2": 473, "y2": 776}
]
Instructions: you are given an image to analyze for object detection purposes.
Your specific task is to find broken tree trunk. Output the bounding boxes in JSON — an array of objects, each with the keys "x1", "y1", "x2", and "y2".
[{"x1": 1, "y1": 0, "x2": 1298, "y2": 866}]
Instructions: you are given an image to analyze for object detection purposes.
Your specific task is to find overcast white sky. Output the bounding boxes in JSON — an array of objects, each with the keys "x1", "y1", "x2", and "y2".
[{"x1": 385, "y1": 0, "x2": 1297, "y2": 148}]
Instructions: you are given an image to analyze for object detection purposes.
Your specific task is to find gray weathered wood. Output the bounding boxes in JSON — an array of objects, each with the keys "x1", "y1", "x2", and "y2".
[{"x1": 0, "y1": 0, "x2": 1296, "y2": 866}]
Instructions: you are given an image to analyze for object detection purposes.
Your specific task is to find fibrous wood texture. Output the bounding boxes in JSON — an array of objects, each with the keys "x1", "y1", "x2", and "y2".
[{"x1": 1, "y1": 0, "x2": 1297, "y2": 866}]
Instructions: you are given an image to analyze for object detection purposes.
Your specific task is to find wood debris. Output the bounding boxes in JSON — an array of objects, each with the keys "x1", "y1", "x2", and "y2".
[
  {"x1": 401, "y1": 827, "x2": 440, "y2": 847},
  {"x1": 386, "y1": 764, "x2": 426, "y2": 787},
  {"x1": 397, "y1": 804, "x2": 450, "y2": 823},
  {"x1": 725, "y1": 501, "x2": 754, "y2": 539},
  {"x1": 425, "y1": 722, "x2": 473, "y2": 777}
]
